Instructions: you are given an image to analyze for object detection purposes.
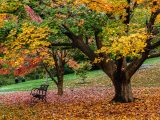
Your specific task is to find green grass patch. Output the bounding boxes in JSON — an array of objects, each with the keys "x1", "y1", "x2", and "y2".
[
  {"x1": 0, "y1": 57, "x2": 159, "y2": 92},
  {"x1": 0, "y1": 70, "x2": 105, "y2": 92},
  {"x1": 144, "y1": 57, "x2": 160, "y2": 64}
]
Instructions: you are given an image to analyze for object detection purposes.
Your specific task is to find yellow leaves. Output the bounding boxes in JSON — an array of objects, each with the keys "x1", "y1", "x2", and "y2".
[
  {"x1": 0, "y1": 0, "x2": 21, "y2": 13},
  {"x1": 3, "y1": 22, "x2": 52, "y2": 68},
  {"x1": 14, "y1": 22, "x2": 50, "y2": 48},
  {"x1": 93, "y1": 57, "x2": 104, "y2": 63},
  {"x1": 95, "y1": 47, "x2": 108, "y2": 54},
  {"x1": 155, "y1": 14, "x2": 160, "y2": 23},
  {"x1": 95, "y1": 32, "x2": 147, "y2": 60},
  {"x1": 6, "y1": 28, "x2": 17, "y2": 40},
  {"x1": 0, "y1": 13, "x2": 17, "y2": 28},
  {"x1": 111, "y1": 33, "x2": 147, "y2": 57}
]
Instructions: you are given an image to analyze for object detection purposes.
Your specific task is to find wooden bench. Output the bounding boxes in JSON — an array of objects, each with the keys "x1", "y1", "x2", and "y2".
[{"x1": 30, "y1": 84, "x2": 49, "y2": 102}]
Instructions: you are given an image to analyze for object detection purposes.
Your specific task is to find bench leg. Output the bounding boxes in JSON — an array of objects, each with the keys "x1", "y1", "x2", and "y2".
[{"x1": 42, "y1": 96, "x2": 47, "y2": 102}]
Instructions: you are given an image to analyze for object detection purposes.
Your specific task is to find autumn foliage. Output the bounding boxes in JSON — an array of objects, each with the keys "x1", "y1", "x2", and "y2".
[{"x1": 0, "y1": 0, "x2": 160, "y2": 104}]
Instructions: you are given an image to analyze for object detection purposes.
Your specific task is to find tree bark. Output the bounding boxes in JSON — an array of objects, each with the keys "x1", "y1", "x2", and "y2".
[
  {"x1": 57, "y1": 76, "x2": 63, "y2": 96},
  {"x1": 111, "y1": 58, "x2": 134, "y2": 103},
  {"x1": 52, "y1": 50, "x2": 66, "y2": 96},
  {"x1": 112, "y1": 73, "x2": 134, "y2": 103}
]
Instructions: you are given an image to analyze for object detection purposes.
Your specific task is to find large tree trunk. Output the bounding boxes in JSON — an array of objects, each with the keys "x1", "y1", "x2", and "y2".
[
  {"x1": 110, "y1": 57, "x2": 134, "y2": 103},
  {"x1": 112, "y1": 72, "x2": 134, "y2": 103}
]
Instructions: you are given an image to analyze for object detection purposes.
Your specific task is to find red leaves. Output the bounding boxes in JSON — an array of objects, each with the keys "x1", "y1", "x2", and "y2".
[
  {"x1": 0, "y1": 68, "x2": 10, "y2": 75},
  {"x1": 24, "y1": 5, "x2": 43, "y2": 23},
  {"x1": 0, "y1": 59, "x2": 11, "y2": 75},
  {"x1": 14, "y1": 57, "x2": 41, "y2": 76}
]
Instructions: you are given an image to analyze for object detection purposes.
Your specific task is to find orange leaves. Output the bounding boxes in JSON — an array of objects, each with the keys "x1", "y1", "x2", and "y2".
[
  {"x1": 67, "y1": 59, "x2": 80, "y2": 69},
  {"x1": 74, "y1": 0, "x2": 114, "y2": 13},
  {"x1": 133, "y1": 0, "x2": 146, "y2": 4},
  {"x1": 149, "y1": 0, "x2": 160, "y2": 13}
]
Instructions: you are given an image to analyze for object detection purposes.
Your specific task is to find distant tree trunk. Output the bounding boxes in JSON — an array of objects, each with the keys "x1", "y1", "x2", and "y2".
[
  {"x1": 42, "y1": 50, "x2": 67, "y2": 96},
  {"x1": 57, "y1": 75, "x2": 63, "y2": 96},
  {"x1": 53, "y1": 50, "x2": 66, "y2": 96}
]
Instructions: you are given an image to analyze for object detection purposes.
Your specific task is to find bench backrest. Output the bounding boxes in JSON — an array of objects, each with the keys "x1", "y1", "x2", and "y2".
[{"x1": 39, "y1": 84, "x2": 49, "y2": 91}]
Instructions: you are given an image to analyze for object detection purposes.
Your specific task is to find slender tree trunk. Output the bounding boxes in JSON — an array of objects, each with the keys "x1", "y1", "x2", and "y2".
[
  {"x1": 57, "y1": 75, "x2": 63, "y2": 96},
  {"x1": 112, "y1": 73, "x2": 133, "y2": 103}
]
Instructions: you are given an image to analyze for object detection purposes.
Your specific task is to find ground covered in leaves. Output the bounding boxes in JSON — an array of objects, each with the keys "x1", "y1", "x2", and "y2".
[
  {"x1": 0, "y1": 86, "x2": 160, "y2": 120},
  {"x1": 0, "y1": 64, "x2": 160, "y2": 119}
]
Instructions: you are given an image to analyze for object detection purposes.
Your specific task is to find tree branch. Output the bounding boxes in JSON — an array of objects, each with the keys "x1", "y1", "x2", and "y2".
[
  {"x1": 94, "y1": 29, "x2": 102, "y2": 49},
  {"x1": 62, "y1": 25, "x2": 78, "y2": 40},
  {"x1": 147, "y1": 9, "x2": 160, "y2": 33},
  {"x1": 149, "y1": 52, "x2": 160, "y2": 58},
  {"x1": 150, "y1": 40, "x2": 160, "y2": 49},
  {"x1": 127, "y1": 51, "x2": 149, "y2": 78},
  {"x1": 50, "y1": 42, "x2": 73, "y2": 47},
  {"x1": 42, "y1": 62, "x2": 58, "y2": 85},
  {"x1": 62, "y1": 25, "x2": 98, "y2": 62}
]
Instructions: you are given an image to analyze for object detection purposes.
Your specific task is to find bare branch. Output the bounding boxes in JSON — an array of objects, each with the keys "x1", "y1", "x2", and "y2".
[
  {"x1": 149, "y1": 53, "x2": 160, "y2": 58},
  {"x1": 50, "y1": 42, "x2": 73, "y2": 47},
  {"x1": 150, "y1": 40, "x2": 160, "y2": 49},
  {"x1": 42, "y1": 62, "x2": 58, "y2": 85}
]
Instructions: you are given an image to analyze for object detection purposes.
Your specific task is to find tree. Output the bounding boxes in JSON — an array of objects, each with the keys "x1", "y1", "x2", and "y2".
[
  {"x1": 0, "y1": 2, "x2": 76, "y2": 95},
  {"x1": 42, "y1": 49, "x2": 73, "y2": 95},
  {"x1": 47, "y1": 0, "x2": 160, "y2": 102}
]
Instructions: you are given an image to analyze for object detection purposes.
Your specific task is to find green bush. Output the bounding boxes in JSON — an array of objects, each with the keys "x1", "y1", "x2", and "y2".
[
  {"x1": 64, "y1": 64, "x2": 74, "y2": 75},
  {"x1": 74, "y1": 62, "x2": 92, "y2": 83},
  {"x1": 0, "y1": 76, "x2": 14, "y2": 86}
]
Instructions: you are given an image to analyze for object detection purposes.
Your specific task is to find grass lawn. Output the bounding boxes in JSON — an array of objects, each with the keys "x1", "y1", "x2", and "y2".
[
  {"x1": 143, "y1": 57, "x2": 160, "y2": 64},
  {"x1": 0, "y1": 70, "x2": 104, "y2": 92},
  {"x1": 0, "y1": 57, "x2": 160, "y2": 92}
]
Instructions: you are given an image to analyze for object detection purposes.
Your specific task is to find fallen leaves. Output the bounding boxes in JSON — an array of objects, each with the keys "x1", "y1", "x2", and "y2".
[{"x1": 0, "y1": 86, "x2": 160, "y2": 119}]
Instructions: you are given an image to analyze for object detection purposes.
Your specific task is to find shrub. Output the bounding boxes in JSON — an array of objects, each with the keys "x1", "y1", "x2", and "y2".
[{"x1": 0, "y1": 76, "x2": 14, "y2": 86}]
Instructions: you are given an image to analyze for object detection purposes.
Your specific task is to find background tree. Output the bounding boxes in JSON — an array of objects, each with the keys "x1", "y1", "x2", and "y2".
[{"x1": 0, "y1": 2, "x2": 77, "y2": 95}]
